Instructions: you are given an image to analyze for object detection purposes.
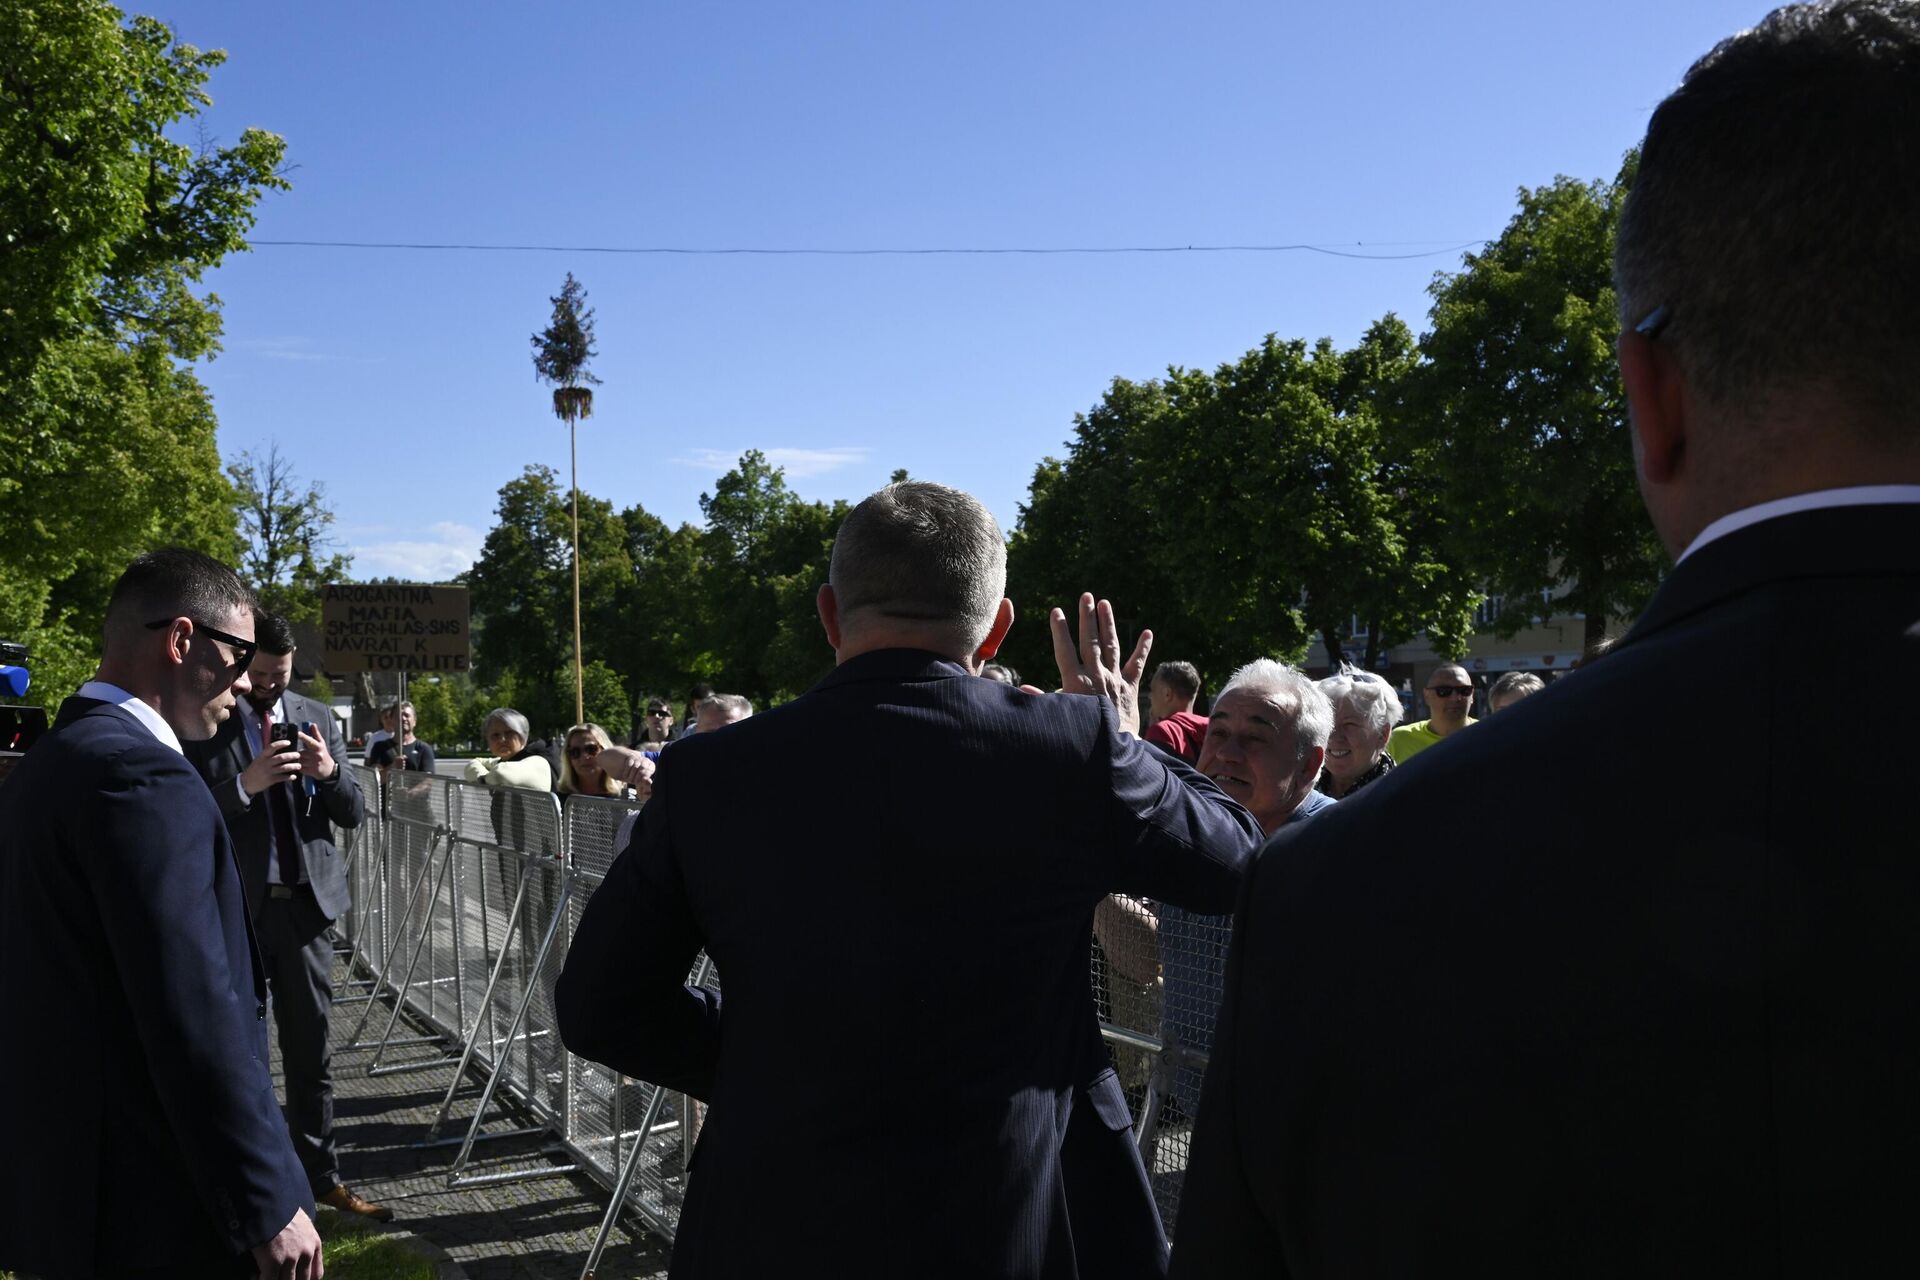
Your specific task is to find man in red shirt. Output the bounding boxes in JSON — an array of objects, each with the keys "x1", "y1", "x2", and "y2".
[{"x1": 1143, "y1": 660, "x2": 1207, "y2": 764}]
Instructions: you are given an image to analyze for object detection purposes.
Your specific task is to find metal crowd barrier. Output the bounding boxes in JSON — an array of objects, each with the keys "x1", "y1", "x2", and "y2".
[{"x1": 332, "y1": 764, "x2": 1236, "y2": 1268}]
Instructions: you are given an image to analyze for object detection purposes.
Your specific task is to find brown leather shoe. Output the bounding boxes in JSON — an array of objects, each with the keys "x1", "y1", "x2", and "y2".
[{"x1": 319, "y1": 1182, "x2": 395, "y2": 1222}]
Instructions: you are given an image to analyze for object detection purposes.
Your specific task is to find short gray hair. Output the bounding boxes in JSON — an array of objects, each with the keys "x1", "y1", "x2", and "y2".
[
  {"x1": 829, "y1": 481, "x2": 1006, "y2": 648},
  {"x1": 698, "y1": 693, "x2": 753, "y2": 719},
  {"x1": 1489, "y1": 671, "x2": 1546, "y2": 704},
  {"x1": 1217, "y1": 659, "x2": 1333, "y2": 761},
  {"x1": 484, "y1": 707, "x2": 530, "y2": 741},
  {"x1": 1317, "y1": 671, "x2": 1402, "y2": 738}
]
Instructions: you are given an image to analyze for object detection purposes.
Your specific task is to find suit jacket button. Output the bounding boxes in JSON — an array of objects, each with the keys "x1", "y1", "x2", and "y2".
[{"x1": 257, "y1": 1003, "x2": 267, "y2": 1020}]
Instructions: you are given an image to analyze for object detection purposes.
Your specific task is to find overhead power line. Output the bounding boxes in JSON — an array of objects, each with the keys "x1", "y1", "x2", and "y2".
[{"x1": 251, "y1": 238, "x2": 1489, "y2": 262}]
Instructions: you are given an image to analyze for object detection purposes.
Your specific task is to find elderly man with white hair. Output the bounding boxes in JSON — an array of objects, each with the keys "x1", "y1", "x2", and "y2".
[
  {"x1": 1316, "y1": 668, "x2": 1402, "y2": 799},
  {"x1": 1095, "y1": 658, "x2": 1335, "y2": 1116}
]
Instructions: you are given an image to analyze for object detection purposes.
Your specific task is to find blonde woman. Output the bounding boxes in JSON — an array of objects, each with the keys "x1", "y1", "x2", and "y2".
[{"x1": 557, "y1": 723, "x2": 627, "y2": 798}]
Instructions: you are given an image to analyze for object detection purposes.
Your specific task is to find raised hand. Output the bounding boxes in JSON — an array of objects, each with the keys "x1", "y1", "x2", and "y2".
[{"x1": 1048, "y1": 592, "x2": 1153, "y2": 736}]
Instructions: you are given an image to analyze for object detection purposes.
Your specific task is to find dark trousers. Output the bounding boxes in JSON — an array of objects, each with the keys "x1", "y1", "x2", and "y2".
[{"x1": 256, "y1": 885, "x2": 339, "y2": 1196}]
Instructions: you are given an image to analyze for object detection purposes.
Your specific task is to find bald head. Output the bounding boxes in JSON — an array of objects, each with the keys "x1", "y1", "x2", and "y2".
[{"x1": 1423, "y1": 665, "x2": 1475, "y2": 730}]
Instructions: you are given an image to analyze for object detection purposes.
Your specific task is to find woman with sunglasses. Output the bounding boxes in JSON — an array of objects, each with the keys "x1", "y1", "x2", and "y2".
[{"x1": 557, "y1": 723, "x2": 631, "y2": 798}]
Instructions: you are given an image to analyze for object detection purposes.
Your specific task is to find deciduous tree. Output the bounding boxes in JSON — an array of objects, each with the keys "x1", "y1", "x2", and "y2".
[
  {"x1": 228, "y1": 443, "x2": 353, "y2": 624},
  {"x1": 1410, "y1": 166, "x2": 1662, "y2": 653}
]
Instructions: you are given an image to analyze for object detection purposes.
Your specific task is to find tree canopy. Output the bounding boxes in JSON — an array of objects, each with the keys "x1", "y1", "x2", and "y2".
[
  {"x1": 1408, "y1": 163, "x2": 1662, "y2": 652},
  {"x1": 229, "y1": 444, "x2": 354, "y2": 624},
  {"x1": 1003, "y1": 319, "x2": 1479, "y2": 691},
  {"x1": 1, "y1": 1, "x2": 286, "y2": 705}
]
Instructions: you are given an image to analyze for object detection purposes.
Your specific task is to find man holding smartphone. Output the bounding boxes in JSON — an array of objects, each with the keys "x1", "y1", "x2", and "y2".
[{"x1": 186, "y1": 611, "x2": 384, "y2": 1222}]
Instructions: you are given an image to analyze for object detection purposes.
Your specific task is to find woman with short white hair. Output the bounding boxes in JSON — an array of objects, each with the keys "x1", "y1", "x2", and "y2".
[{"x1": 1316, "y1": 670, "x2": 1401, "y2": 798}]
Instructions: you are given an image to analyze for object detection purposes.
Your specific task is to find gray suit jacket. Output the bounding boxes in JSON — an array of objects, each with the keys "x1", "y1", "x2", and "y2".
[{"x1": 187, "y1": 690, "x2": 365, "y2": 921}]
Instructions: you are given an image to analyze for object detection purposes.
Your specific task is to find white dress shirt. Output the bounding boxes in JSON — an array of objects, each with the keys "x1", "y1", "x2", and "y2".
[
  {"x1": 76, "y1": 681, "x2": 182, "y2": 755},
  {"x1": 1678, "y1": 484, "x2": 1920, "y2": 563}
]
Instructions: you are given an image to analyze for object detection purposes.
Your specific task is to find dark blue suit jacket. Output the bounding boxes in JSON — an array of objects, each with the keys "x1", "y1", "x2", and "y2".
[
  {"x1": 558, "y1": 649, "x2": 1264, "y2": 1279},
  {"x1": 1170, "y1": 503, "x2": 1920, "y2": 1278},
  {"x1": 0, "y1": 698, "x2": 311, "y2": 1278}
]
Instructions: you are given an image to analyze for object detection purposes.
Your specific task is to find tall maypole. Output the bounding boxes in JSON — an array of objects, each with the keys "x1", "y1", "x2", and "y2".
[{"x1": 531, "y1": 273, "x2": 601, "y2": 724}]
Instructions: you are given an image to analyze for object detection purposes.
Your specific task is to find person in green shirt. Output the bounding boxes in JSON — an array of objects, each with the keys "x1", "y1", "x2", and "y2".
[{"x1": 1388, "y1": 663, "x2": 1478, "y2": 763}]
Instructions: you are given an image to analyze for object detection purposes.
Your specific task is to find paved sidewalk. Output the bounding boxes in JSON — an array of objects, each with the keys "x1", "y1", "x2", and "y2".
[{"x1": 280, "y1": 959, "x2": 673, "y2": 1280}]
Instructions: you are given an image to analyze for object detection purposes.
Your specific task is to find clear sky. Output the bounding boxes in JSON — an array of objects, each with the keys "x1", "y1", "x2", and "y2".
[{"x1": 156, "y1": 0, "x2": 1770, "y2": 581}]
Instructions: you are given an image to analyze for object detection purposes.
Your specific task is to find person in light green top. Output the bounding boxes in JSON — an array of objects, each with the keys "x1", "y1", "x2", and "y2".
[{"x1": 1389, "y1": 662, "x2": 1478, "y2": 763}]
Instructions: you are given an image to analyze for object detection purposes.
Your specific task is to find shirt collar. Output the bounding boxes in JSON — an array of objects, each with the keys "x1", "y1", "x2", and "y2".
[
  {"x1": 76, "y1": 680, "x2": 184, "y2": 755},
  {"x1": 1678, "y1": 485, "x2": 1920, "y2": 564}
]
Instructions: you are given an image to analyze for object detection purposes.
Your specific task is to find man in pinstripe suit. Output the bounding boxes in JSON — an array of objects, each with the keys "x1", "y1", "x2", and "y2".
[{"x1": 559, "y1": 480, "x2": 1264, "y2": 1279}]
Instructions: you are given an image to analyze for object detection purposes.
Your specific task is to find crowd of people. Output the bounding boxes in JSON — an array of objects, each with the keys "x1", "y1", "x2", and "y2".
[{"x1": 0, "y1": 3, "x2": 1915, "y2": 1277}]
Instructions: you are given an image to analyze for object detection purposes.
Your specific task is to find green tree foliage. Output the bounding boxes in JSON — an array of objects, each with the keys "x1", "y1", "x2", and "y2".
[
  {"x1": 0, "y1": 1, "x2": 287, "y2": 367},
  {"x1": 0, "y1": 338, "x2": 242, "y2": 705},
  {"x1": 1, "y1": 2, "x2": 282, "y2": 704},
  {"x1": 608, "y1": 507, "x2": 718, "y2": 708},
  {"x1": 462, "y1": 452, "x2": 846, "y2": 729},
  {"x1": 1005, "y1": 322, "x2": 1477, "y2": 685},
  {"x1": 228, "y1": 443, "x2": 354, "y2": 624},
  {"x1": 570, "y1": 660, "x2": 629, "y2": 736},
  {"x1": 1410, "y1": 166, "x2": 1662, "y2": 652},
  {"x1": 463, "y1": 465, "x2": 632, "y2": 738},
  {"x1": 403, "y1": 674, "x2": 461, "y2": 748},
  {"x1": 530, "y1": 273, "x2": 600, "y2": 400},
  {"x1": 696, "y1": 451, "x2": 845, "y2": 702}
]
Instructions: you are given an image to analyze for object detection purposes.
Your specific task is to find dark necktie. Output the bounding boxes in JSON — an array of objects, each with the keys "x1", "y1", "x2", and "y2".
[{"x1": 259, "y1": 704, "x2": 305, "y2": 885}]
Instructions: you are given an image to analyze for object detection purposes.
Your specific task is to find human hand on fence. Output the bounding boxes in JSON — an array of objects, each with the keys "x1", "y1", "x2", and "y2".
[
  {"x1": 1048, "y1": 592, "x2": 1153, "y2": 737},
  {"x1": 241, "y1": 738, "x2": 304, "y2": 797}
]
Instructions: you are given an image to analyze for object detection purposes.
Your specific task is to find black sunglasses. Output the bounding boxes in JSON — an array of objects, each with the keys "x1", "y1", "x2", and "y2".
[
  {"x1": 567, "y1": 742, "x2": 602, "y2": 760},
  {"x1": 146, "y1": 618, "x2": 257, "y2": 671},
  {"x1": 1428, "y1": 685, "x2": 1475, "y2": 698},
  {"x1": 646, "y1": 708, "x2": 671, "y2": 716}
]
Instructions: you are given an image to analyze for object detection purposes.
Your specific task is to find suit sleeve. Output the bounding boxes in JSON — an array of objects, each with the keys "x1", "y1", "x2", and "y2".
[
  {"x1": 78, "y1": 746, "x2": 309, "y2": 1252},
  {"x1": 1167, "y1": 843, "x2": 1293, "y2": 1278},
  {"x1": 187, "y1": 727, "x2": 252, "y2": 818},
  {"x1": 555, "y1": 764, "x2": 722, "y2": 1098},
  {"x1": 1103, "y1": 711, "x2": 1263, "y2": 913},
  {"x1": 311, "y1": 702, "x2": 365, "y2": 828}
]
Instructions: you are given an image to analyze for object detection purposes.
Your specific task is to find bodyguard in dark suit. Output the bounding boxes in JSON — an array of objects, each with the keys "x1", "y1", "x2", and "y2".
[
  {"x1": 1171, "y1": 4, "x2": 1920, "y2": 1275},
  {"x1": 185, "y1": 611, "x2": 384, "y2": 1222},
  {"x1": 558, "y1": 481, "x2": 1265, "y2": 1279},
  {"x1": 0, "y1": 550, "x2": 321, "y2": 1279}
]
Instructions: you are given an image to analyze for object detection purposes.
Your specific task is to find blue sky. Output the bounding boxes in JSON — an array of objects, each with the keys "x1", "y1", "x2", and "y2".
[{"x1": 159, "y1": 0, "x2": 1770, "y2": 581}]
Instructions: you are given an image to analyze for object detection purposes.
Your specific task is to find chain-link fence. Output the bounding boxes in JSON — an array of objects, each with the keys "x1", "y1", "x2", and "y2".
[{"x1": 334, "y1": 765, "x2": 1237, "y2": 1270}]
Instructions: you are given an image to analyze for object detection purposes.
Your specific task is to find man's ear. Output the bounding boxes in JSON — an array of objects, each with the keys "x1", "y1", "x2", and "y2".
[
  {"x1": 974, "y1": 598, "x2": 1015, "y2": 661},
  {"x1": 816, "y1": 584, "x2": 843, "y2": 651},
  {"x1": 1299, "y1": 744, "x2": 1327, "y2": 789},
  {"x1": 1619, "y1": 329, "x2": 1688, "y2": 486}
]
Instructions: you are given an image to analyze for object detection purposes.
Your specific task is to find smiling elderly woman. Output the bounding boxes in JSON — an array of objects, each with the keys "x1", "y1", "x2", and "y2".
[
  {"x1": 464, "y1": 707, "x2": 556, "y2": 792},
  {"x1": 1315, "y1": 670, "x2": 1403, "y2": 799}
]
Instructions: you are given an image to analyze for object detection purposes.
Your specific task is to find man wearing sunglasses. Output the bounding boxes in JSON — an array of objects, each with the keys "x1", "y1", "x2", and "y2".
[
  {"x1": 0, "y1": 549, "x2": 322, "y2": 1279},
  {"x1": 186, "y1": 610, "x2": 380, "y2": 1225},
  {"x1": 1385, "y1": 662, "x2": 1476, "y2": 764}
]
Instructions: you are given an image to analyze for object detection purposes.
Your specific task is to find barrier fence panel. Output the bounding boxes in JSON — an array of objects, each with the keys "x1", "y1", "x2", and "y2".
[
  {"x1": 338, "y1": 764, "x2": 390, "y2": 980},
  {"x1": 440, "y1": 780, "x2": 573, "y2": 1185},
  {"x1": 329, "y1": 767, "x2": 1239, "y2": 1261}
]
